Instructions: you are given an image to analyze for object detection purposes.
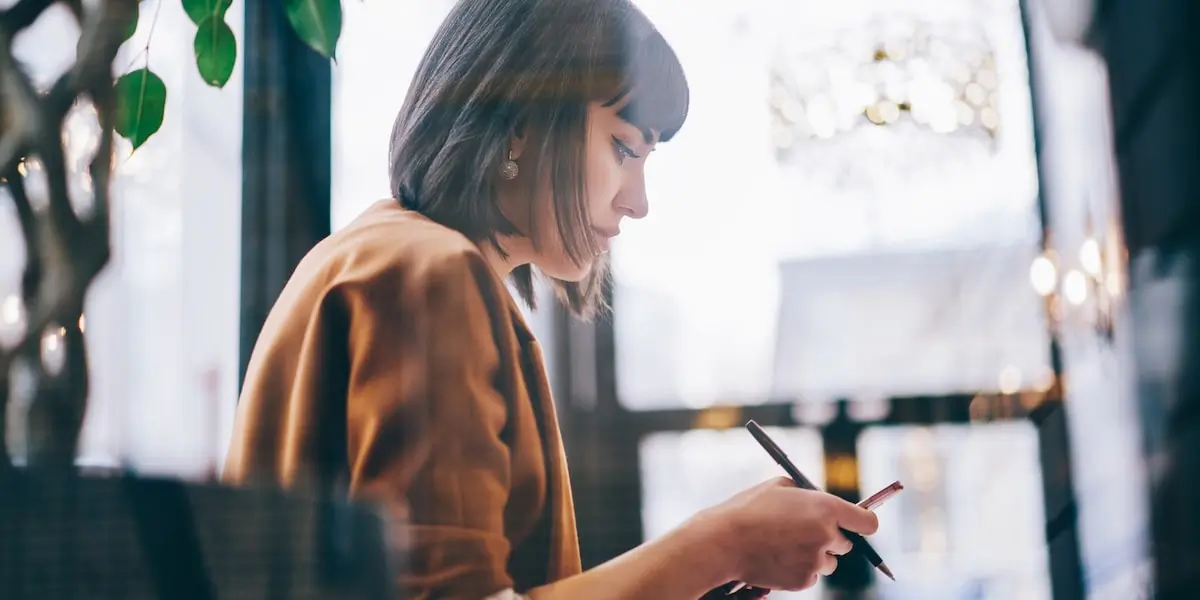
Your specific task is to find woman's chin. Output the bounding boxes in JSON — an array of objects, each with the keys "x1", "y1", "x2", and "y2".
[{"x1": 535, "y1": 258, "x2": 594, "y2": 283}]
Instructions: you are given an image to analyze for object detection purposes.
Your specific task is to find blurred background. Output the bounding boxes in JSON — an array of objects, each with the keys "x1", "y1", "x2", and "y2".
[{"x1": 5, "y1": 0, "x2": 1198, "y2": 598}]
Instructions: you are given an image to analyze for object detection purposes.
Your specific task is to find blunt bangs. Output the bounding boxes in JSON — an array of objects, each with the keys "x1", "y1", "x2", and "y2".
[{"x1": 602, "y1": 27, "x2": 690, "y2": 143}]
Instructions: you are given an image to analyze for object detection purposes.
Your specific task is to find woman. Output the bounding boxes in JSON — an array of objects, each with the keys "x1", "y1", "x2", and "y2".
[{"x1": 223, "y1": 1, "x2": 880, "y2": 598}]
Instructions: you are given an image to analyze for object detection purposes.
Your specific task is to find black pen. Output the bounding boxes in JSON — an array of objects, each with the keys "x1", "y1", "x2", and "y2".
[{"x1": 745, "y1": 420, "x2": 895, "y2": 582}]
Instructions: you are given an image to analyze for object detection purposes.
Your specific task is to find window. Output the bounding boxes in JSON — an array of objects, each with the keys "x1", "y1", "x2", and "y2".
[
  {"x1": 331, "y1": 0, "x2": 456, "y2": 233},
  {"x1": 859, "y1": 424, "x2": 1050, "y2": 599},
  {"x1": 615, "y1": 0, "x2": 1048, "y2": 410},
  {"x1": 3, "y1": 0, "x2": 243, "y2": 476},
  {"x1": 622, "y1": 3, "x2": 1059, "y2": 597}
]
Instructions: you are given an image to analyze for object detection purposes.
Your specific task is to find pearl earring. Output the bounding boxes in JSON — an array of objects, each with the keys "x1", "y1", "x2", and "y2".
[{"x1": 499, "y1": 150, "x2": 519, "y2": 180}]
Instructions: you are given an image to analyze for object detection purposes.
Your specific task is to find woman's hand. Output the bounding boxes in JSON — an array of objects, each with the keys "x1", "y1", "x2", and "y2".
[
  {"x1": 525, "y1": 477, "x2": 878, "y2": 600},
  {"x1": 690, "y1": 477, "x2": 880, "y2": 592},
  {"x1": 699, "y1": 583, "x2": 771, "y2": 599}
]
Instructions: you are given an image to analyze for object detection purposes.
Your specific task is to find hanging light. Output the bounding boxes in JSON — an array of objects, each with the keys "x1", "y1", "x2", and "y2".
[{"x1": 1030, "y1": 223, "x2": 1126, "y2": 339}]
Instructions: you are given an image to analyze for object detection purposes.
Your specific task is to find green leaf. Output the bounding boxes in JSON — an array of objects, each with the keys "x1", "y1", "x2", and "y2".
[
  {"x1": 194, "y1": 15, "x2": 237, "y2": 88},
  {"x1": 114, "y1": 68, "x2": 167, "y2": 150},
  {"x1": 284, "y1": 0, "x2": 342, "y2": 59},
  {"x1": 182, "y1": 0, "x2": 232, "y2": 26}
]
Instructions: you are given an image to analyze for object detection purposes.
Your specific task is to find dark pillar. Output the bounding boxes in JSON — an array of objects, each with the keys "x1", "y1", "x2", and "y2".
[
  {"x1": 821, "y1": 401, "x2": 870, "y2": 597},
  {"x1": 1095, "y1": 0, "x2": 1200, "y2": 597},
  {"x1": 1029, "y1": 397, "x2": 1085, "y2": 600},
  {"x1": 239, "y1": 2, "x2": 333, "y2": 387}
]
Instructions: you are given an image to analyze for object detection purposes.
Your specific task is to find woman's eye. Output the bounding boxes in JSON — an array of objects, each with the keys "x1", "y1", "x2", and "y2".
[{"x1": 612, "y1": 137, "x2": 640, "y2": 164}]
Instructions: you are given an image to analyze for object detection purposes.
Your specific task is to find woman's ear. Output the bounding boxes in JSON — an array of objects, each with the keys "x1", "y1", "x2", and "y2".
[{"x1": 509, "y1": 120, "x2": 528, "y2": 160}]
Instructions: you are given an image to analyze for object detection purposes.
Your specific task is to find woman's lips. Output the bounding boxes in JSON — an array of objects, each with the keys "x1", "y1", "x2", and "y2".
[{"x1": 592, "y1": 227, "x2": 619, "y2": 252}]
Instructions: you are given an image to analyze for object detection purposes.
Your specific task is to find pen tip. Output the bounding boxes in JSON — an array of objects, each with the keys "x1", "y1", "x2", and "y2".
[{"x1": 877, "y1": 563, "x2": 896, "y2": 582}]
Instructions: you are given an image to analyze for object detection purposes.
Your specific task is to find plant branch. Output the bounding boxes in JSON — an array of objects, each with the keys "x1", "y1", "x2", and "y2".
[
  {"x1": 0, "y1": 34, "x2": 40, "y2": 175},
  {"x1": 121, "y1": 0, "x2": 163, "y2": 74},
  {"x1": 0, "y1": 162, "x2": 37, "y2": 474},
  {"x1": 6, "y1": 170, "x2": 39, "y2": 298},
  {"x1": 0, "y1": 0, "x2": 135, "y2": 469}
]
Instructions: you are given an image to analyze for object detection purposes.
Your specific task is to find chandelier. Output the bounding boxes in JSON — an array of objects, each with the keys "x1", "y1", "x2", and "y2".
[{"x1": 768, "y1": 16, "x2": 1002, "y2": 177}]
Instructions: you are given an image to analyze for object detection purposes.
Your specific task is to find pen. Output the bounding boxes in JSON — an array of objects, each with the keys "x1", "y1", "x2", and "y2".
[
  {"x1": 727, "y1": 478, "x2": 902, "y2": 595},
  {"x1": 745, "y1": 420, "x2": 895, "y2": 582},
  {"x1": 859, "y1": 480, "x2": 904, "y2": 512}
]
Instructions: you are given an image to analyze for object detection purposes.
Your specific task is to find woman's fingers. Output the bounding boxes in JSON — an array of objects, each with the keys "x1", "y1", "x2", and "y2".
[
  {"x1": 731, "y1": 586, "x2": 771, "y2": 599},
  {"x1": 829, "y1": 498, "x2": 879, "y2": 535},
  {"x1": 825, "y1": 533, "x2": 853, "y2": 556},
  {"x1": 817, "y1": 552, "x2": 839, "y2": 576}
]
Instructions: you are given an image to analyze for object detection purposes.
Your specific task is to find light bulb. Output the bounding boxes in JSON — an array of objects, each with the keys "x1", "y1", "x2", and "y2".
[
  {"x1": 1080, "y1": 238, "x2": 1102, "y2": 276},
  {"x1": 1030, "y1": 256, "x2": 1057, "y2": 296},
  {"x1": 1063, "y1": 270, "x2": 1088, "y2": 305}
]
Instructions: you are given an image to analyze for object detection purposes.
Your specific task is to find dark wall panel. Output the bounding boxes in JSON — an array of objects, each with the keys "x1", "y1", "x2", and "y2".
[{"x1": 1097, "y1": 0, "x2": 1200, "y2": 597}]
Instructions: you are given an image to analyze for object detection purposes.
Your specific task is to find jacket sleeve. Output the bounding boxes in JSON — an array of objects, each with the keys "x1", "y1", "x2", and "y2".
[{"x1": 342, "y1": 250, "x2": 515, "y2": 600}]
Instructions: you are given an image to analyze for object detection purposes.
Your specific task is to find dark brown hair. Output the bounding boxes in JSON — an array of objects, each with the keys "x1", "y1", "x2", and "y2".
[{"x1": 388, "y1": 0, "x2": 689, "y2": 318}]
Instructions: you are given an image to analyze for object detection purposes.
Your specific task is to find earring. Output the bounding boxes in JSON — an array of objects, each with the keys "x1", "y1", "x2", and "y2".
[{"x1": 499, "y1": 150, "x2": 519, "y2": 180}]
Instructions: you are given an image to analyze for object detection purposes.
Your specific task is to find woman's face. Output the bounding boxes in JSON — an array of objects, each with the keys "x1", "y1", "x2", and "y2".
[{"x1": 504, "y1": 101, "x2": 657, "y2": 282}]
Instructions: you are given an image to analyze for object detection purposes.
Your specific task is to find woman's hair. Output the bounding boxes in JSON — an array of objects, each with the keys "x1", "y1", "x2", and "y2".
[{"x1": 388, "y1": 0, "x2": 689, "y2": 318}]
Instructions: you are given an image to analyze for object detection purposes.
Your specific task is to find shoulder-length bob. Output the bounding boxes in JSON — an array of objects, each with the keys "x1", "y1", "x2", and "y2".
[{"x1": 388, "y1": 0, "x2": 690, "y2": 319}]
